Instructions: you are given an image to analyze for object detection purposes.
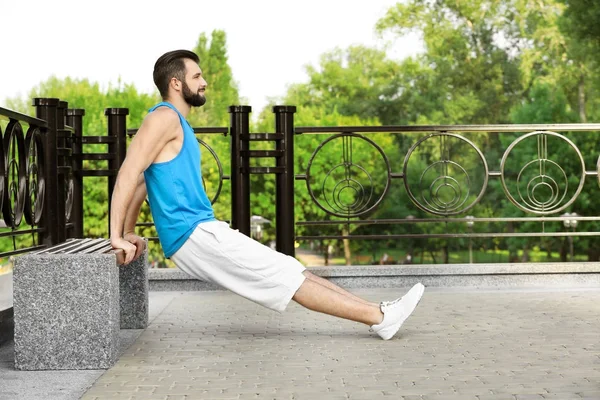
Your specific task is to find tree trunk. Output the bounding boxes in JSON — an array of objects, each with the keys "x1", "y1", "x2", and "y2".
[
  {"x1": 579, "y1": 73, "x2": 587, "y2": 123},
  {"x1": 507, "y1": 222, "x2": 519, "y2": 262},
  {"x1": 521, "y1": 246, "x2": 530, "y2": 262},
  {"x1": 342, "y1": 227, "x2": 351, "y2": 266},
  {"x1": 429, "y1": 250, "x2": 437, "y2": 264},
  {"x1": 443, "y1": 243, "x2": 449, "y2": 264},
  {"x1": 559, "y1": 239, "x2": 567, "y2": 262},
  {"x1": 588, "y1": 247, "x2": 600, "y2": 261}
]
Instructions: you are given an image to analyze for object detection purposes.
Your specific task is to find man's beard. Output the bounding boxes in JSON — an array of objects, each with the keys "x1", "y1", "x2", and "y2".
[{"x1": 182, "y1": 81, "x2": 206, "y2": 107}]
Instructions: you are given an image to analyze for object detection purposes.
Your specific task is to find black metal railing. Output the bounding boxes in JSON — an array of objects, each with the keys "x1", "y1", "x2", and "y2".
[
  {"x1": 229, "y1": 106, "x2": 296, "y2": 255},
  {"x1": 0, "y1": 105, "x2": 48, "y2": 257}
]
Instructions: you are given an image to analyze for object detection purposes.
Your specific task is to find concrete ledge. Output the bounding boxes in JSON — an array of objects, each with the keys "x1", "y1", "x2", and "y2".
[
  {"x1": 310, "y1": 262, "x2": 600, "y2": 288},
  {"x1": 149, "y1": 262, "x2": 600, "y2": 290},
  {"x1": 0, "y1": 307, "x2": 13, "y2": 346},
  {"x1": 149, "y1": 268, "x2": 221, "y2": 291},
  {"x1": 310, "y1": 262, "x2": 600, "y2": 276},
  {"x1": 0, "y1": 271, "x2": 13, "y2": 345},
  {"x1": 0, "y1": 272, "x2": 12, "y2": 311},
  {"x1": 14, "y1": 254, "x2": 120, "y2": 370},
  {"x1": 119, "y1": 248, "x2": 149, "y2": 329}
]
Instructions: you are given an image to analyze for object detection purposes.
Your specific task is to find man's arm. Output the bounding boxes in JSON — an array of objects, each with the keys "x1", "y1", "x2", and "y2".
[
  {"x1": 123, "y1": 173, "x2": 147, "y2": 236},
  {"x1": 110, "y1": 108, "x2": 180, "y2": 264},
  {"x1": 120, "y1": 173, "x2": 148, "y2": 262}
]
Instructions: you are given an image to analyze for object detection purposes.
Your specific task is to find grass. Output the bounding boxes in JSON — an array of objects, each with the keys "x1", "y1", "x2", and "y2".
[
  {"x1": 320, "y1": 248, "x2": 586, "y2": 265},
  {"x1": 0, "y1": 259, "x2": 13, "y2": 275}
]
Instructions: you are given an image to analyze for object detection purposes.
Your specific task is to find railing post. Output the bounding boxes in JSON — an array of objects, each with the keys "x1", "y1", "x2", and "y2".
[
  {"x1": 33, "y1": 98, "x2": 60, "y2": 246},
  {"x1": 66, "y1": 108, "x2": 85, "y2": 238},
  {"x1": 229, "y1": 106, "x2": 251, "y2": 236},
  {"x1": 55, "y1": 101, "x2": 69, "y2": 243},
  {"x1": 273, "y1": 105, "x2": 296, "y2": 256},
  {"x1": 105, "y1": 108, "x2": 129, "y2": 233}
]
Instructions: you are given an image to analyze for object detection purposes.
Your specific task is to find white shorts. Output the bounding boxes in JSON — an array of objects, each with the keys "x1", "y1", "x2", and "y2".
[{"x1": 171, "y1": 220, "x2": 307, "y2": 312}]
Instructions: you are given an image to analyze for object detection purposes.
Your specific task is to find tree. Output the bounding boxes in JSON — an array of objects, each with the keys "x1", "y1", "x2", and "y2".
[
  {"x1": 280, "y1": 45, "x2": 406, "y2": 125},
  {"x1": 189, "y1": 30, "x2": 240, "y2": 126},
  {"x1": 373, "y1": 0, "x2": 600, "y2": 261},
  {"x1": 376, "y1": 0, "x2": 525, "y2": 125},
  {"x1": 560, "y1": 0, "x2": 600, "y2": 46},
  {"x1": 188, "y1": 30, "x2": 241, "y2": 225}
]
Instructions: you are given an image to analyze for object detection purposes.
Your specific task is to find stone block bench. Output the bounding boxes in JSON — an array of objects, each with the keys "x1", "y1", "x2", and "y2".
[{"x1": 12, "y1": 238, "x2": 148, "y2": 370}]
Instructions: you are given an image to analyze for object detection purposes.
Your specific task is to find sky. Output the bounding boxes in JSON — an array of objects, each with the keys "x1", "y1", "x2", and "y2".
[{"x1": 1, "y1": 0, "x2": 422, "y2": 115}]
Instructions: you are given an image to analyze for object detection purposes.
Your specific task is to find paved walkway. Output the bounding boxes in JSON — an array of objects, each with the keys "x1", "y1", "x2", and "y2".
[
  {"x1": 0, "y1": 272, "x2": 12, "y2": 311},
  {"x1": 295, "y1": 248, "x2": 326, "y2": 267},
  {"x1": 2, "y1": 287, "x2": 600, "y2": 400}
]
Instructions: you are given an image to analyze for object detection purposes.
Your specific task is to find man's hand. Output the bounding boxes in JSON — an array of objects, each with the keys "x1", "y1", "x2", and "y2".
[
  {"x1": 111, "y1": 233, "x2": 145, "y2": 265},
  {"x1": 124, "y1": 232, "x2": 146, "y2": 261}
]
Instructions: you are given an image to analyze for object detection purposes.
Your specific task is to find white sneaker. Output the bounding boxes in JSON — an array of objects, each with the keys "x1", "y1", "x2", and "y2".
[{"x1": 370, "y1": 283, "x2": 425, "y2": 340}]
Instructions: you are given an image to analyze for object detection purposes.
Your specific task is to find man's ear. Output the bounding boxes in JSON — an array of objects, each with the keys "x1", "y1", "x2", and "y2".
[{"x1": 170, "y1": 77, "x2": 181, "y2": 92}]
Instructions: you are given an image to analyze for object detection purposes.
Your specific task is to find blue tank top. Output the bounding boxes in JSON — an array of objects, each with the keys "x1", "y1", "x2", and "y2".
[{"x1": 143, "y1": 102, "x2": 215, "y2": 257}]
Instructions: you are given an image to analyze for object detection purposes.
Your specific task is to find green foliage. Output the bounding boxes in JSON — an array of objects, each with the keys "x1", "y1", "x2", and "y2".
[
  {"x1": 283, "y1": 46, "x2": 405, "y2": 125},
  {"x1": 377, "y1": 0, "x2": 525, "y2": 125},
  {"x1": 560, "y1": 0, "x2": 600, "y2": 46},
  {"x1": 189, "y1": 30, "x2": 240, "y2": 126},
  {"x1": 4, "y1": 2, "x2": 600, "y2": 262}
]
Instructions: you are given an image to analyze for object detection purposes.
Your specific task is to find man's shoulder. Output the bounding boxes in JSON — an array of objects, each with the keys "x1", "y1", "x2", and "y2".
[
  {"x1": 146, "y1": 106, "x2": 180, "y2": 125},
  {"x1": 136, "y1": 107, "x2": 182, "y2": 141}
]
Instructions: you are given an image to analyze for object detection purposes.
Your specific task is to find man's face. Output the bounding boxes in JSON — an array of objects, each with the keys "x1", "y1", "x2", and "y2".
[{"x1": 182, "y1": 58, "x2": 207, "y2": 107}]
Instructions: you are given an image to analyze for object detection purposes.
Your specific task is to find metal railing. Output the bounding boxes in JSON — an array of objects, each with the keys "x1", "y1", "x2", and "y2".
[
  {"x1": 0, "y1": 105, "x2": 48, "y2": 257},
  {"x1": 290, "y1": 123, "x2": 600, "y2": 262},
  {"x1": 2, "y1": 100, "x2": 600, "y2": 263}
]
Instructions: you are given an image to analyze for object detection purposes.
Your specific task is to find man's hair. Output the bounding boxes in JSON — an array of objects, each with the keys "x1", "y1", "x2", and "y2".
[{"x1": 153, "y1": 50, "x2": 200, "y2": 99}]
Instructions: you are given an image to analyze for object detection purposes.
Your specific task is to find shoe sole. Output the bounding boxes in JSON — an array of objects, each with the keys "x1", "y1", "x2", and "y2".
[{"x1": 380, "y1": 283, "x2": 425, "y2": 340}]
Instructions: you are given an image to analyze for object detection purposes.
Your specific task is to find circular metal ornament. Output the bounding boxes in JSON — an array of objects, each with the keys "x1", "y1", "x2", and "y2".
[
  {"x1": 306, "y1": 133, "x2": 391, "y2": 218},
  {"x1": 500, "y1": 131, "x2": 585, "y2": 215},
  {"x1": 24, "y1": 126, "x2": 45, "y2": 226},
  {"x1": 403, "y1": 133, "x2": 489, "y2": 216},
  {"x1": 2, "y1": 120, "x2": 27, "y2": 228}
]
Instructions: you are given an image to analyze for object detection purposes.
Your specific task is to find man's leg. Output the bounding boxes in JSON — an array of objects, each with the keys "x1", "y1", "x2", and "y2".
[
  {"x1": 303, "y1": 271, "x2": 379, "y2": 307},
  {"x1": 293, "y1": 272, "x2": 425, "y2": 340},
  {"x1": 292, "y1": 278, "x2": 383, "y2": 326}
]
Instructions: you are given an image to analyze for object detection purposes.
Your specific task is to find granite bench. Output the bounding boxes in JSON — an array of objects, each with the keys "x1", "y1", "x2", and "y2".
[{"x1": 12, "y1": 238, "x2": 148, "y2": 370}]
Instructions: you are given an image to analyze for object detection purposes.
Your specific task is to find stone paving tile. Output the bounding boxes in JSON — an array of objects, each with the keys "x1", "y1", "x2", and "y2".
[{"x1": 75, "y1": 288, "x2": 600, "y2": 399}]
